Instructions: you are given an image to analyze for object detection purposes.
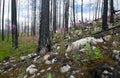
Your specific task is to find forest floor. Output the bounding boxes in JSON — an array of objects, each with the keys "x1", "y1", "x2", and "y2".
[{"x1": 0, "y1": 24, "x2": 120, "y2": 78}]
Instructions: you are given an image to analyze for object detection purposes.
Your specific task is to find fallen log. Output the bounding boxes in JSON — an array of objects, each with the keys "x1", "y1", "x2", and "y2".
[{"x1": 92, "y1": 24, "x2": 120, "y2": 37}]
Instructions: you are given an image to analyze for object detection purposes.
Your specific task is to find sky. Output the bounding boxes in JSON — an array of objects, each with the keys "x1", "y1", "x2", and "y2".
[{"x1": 0, "y1": 0, "x2": 120, "y2": 26}]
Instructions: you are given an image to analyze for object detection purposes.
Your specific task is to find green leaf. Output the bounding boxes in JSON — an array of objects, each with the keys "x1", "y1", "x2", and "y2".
[{"x1": 47, "y1": 73, "x2": 52, "y2": 78}]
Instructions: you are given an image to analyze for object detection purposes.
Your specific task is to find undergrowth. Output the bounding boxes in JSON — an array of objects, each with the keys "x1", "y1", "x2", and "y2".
[{"x1": 0, "y1": 36, "x2": 37, "y2": 60}]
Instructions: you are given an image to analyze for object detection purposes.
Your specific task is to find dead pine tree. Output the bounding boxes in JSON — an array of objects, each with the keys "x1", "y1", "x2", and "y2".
[
  {"x1": 37, "y1": 0, "x2": 51, "y2": 52},
  {"x1": 11, "y1": 0, "x2": 18, "y2": 49},
  {"x1": 110, "y1": 0, "x2": 114, "y2": 24},
  {"x1": 102, "y1": 0, "x2": 108, "y2": 31}
]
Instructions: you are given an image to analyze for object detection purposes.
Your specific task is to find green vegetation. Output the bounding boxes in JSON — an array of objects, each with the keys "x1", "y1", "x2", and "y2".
[
  {"x1": 72, "y1": 54, "x2": 80, "y2": 64},
  {"x1": 0, "y1": 36, "x2": 37, "y2": 60},
  {"x1": 46, "y1": 73, "x2": 52, "y2": 78},
  {"x1": 84, "y1": 43, "x2": 103, "y2": 60}
]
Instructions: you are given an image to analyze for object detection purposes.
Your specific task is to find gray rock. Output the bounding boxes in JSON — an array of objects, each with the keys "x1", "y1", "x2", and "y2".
[
  {"x1": 33, "y1": 56, "x2": 41, "y2": 63},
  {"x1": 60, "y1": 64, "x2": 71, "y2": 73},
  {"x1": 26, "y1": 64, "x2": 38, "y2": 74},
  {"x1": 40, "y1": 69, "x2": 45, "y2": 73},
  {"x1": 20, "y1": 56, "x2": 29, "y2": 61},
  {"x1": 70, "y1": 75, "x2": 75, "y2": 78},
  {"x1": 112, "y1": 50, "x2": 120, "y2": 61}
]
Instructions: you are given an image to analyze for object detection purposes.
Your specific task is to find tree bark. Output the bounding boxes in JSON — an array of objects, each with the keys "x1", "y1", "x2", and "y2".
[
  {"x1": 102, "y1": 0, "x2": 108, "y2": 31},
  {"x1": 0, "y1": 0, "x2": 1, "y2": 35},
  {"x1": 11, "y1": 0, "x2": 18, "y2": 49},
  {"x1": 110, "y1": 0, "x2": 114, "y2": 23},
  {"x1": 7, "y1": 0, "x2": 10, "y2": 41},
  {"x1": 53, "y1": 0, "x2": 56, "y2": 33},
  {"x1": 2, "y1": 0, "x2": 5, "y2": 41},
  {"x1": 65, "y1": 0, "x2": 69, "y2": 32},
  {"x1": 81, "y1": 0, "x2": 83, "y2": 23},
  {"x1": 73, "y1": 0, "x2": 76, "y2": 27},
  {"x1": 37, "y1": 0, "x2": 50, "y2": 52}
]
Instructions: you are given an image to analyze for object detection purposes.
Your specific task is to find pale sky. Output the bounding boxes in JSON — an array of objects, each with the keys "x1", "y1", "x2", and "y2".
[{"x1": 0, "y1": 0, "x2": 120, "y2": 25}]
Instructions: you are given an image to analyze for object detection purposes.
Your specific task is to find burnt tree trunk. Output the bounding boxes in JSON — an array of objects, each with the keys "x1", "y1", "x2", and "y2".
[
  {"x1": 65, "y1": 0, "x2": 69, "y2": 32},
  {"x1": 102, "y1": 0, "x2": 108, "y2": 31},
  {"x1": 53, "y1": 0, "x2": 56, "y2": 33},
  {"x1": 73, "y1": 0, "x2": 76, "y2": 27},
  {"x1": 0, "y1": 0, "x2": 1, "y2": 35},
  {"x1": 81, "y1": 0, "x2": 83, "y2": 23},
  {"x1": 2, "y1": 0, "x2": 5, "y2": 41},
  {"x1": 37, "y1": 0, "x2": 50, "y2": 52},
  {"x1": 11, "y1": 0, "x2": 18, "y2": 49},
  {"x1": 110, "y1": 0, "x2": 114, "y2": 24}
]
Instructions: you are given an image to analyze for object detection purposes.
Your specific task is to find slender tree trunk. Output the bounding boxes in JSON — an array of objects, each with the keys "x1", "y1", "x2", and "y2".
[
  {"x1": 17, "y1": 0, "x2": 20, "y2": 37},
  {"x1": 97, "y1": 0, "x2": 101, "y2": 19},
  {"x1": 11, "y1": 0, "x2": 18, "y2": 48},
  {"x1": 59, "y1": 0, "x2": 61, "y2": 28},
  {"x1": 0, "y1": 0, "x2": 1, "y2": 35},
  {"x1": 95, "y1": 0, "x2": 99, "y2": 20},
  {"x1": 53, "y1": 0, "x2": 56, "y2": 33},
  {"x1": 89, "y1": 0, "x2": 91, "y2": 20},
  {"x1": 33, "y1": 0, "x2": 36, "y2": 36},
  {"x1": 81, "y1": 0, "x2": 83, "y2": 23},
  {"x1": 110, "y1": 0, "x2": 114, "y2": 24},
  {"x1": 2, "y1": 0, "x2": 5, "y2": 41},
  {"x1": 73, "y1": 0, "x2": 76, "y2": 27},
  {"x1": 65, "y1": 0, "x2": 69, "y2": 32},
  {"x1": 27, "y1": 0, "x2": 29, "y2": 36},
  {"x1": 7, "y1": 0, "x2": 10, "y2": 41},
  {"x1": 102, "y1": 0, "x2": 108, "y2": 31},
  {"x1": 49, "y1": 0, "x2": 53, "y2": 32},
  {"x1": 62, "y1": 0, "x2": 65, "y2": 28},
  {"x1": 37, "y1": 0, "x2": 50, "y2": 52}
]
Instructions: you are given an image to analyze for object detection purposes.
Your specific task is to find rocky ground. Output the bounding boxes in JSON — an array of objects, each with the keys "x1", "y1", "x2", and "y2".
[{"x1": 0, "y1": 26, "x2": 120, "y2": 78}]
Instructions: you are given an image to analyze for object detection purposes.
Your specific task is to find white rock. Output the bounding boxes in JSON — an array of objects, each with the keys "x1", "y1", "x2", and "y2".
[
  {"x1": 65, "y1": 53, "x2": 69, "y2": 58},
  {"x1": 10, "y1": 59, "x2": 15, "y2": 63},
  {"x1": 80, "y1": 48, "x2": 85, "y2": 52},
  {"x1": 51, "y1": 58, "x2": 57, "y2": 64},
  {"x1": 32, "y1": 53, "x2": 37, "y2": 57},
  {"x1": 28, "y1": 53, "x2": 37, "y2": 58},
  {"x1": 70, "y1": 75, "x2": 75, "y2": 78},
  {"x1": 4, "y1": 62, "x2": 9, "y2": 65},
  {"x1": 103, "y1": 70, "x2": 109, "y2": 74},
  {"x1": 113, "y1": 50, "x2": 119, "y2": 54},
  {"x1": 44, "y1": 54, "x2": 50, "y2": 60},
  {"x1": 26, "y1": 64, "x2": 38, "y2": 74},
  {"x1": 92, "y1": 46, "x2": 96, "y2": 50},
  {"x1": 3, "y1": 71, "x2": 7, "y2": 74},
  {"x1": 47, "y1": 67, "x2": 52, "y2": 71},
  {"x1": 66, "y1": 37, "x2": 103, "y2": 52},
  {"x1": 94, "y1": 38, "x2": 103, "y2": 43},
  {"x1": 81, "y1": 73, "x2": 84, "y2": 75},
  {"x1": 72, "y1": 70, "x2": 79, "y2": 74},
  {"x1": 60, "y1": 64, "x2": 71, "y2": 73},
  {"x1": 112, "y1": 50, "x2": 120, "y2": 61},
  {"x1": 8, "y1": 68, "x2": 13, "y2": 71},
  {"x1": 103, "y1": 35, "x2": 111, "y2": 41},
  {"x1": 33, "y1": 56, "x2": 40, "y2": 63},
  {"x1": 57, "y1": 46, "x2": 60, "y2": 50},
  {"x1": 40, "y1": 69, "x2": 45, "y2": 73},
  {"x1": 115, "y1": 54, "x2": 120, "y2": 61},
  {"x1": 112, "y1": 41, "x2": 119, "y2": 46},
  {"x1": 23, "y1": 75, "x2": 28, "y2": 78},
  {"x1": 116, "y1": 33, "x2": 119, "y2": 36},
  {"x1": 30, "y1": 74, "x2": 35, "y2": 78},
  {"x1": 45, "y1": 60, "x2": 51, "y2": 64},
  {"x1": 37, "y1": 73, "x2": 40, "y2": 76},
  {"x1": 20, "y1": 56, "x2": 28, "y2": 61},
  {"x1": 28, "y1": 54, "x2": 32, "y2": 58}
]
